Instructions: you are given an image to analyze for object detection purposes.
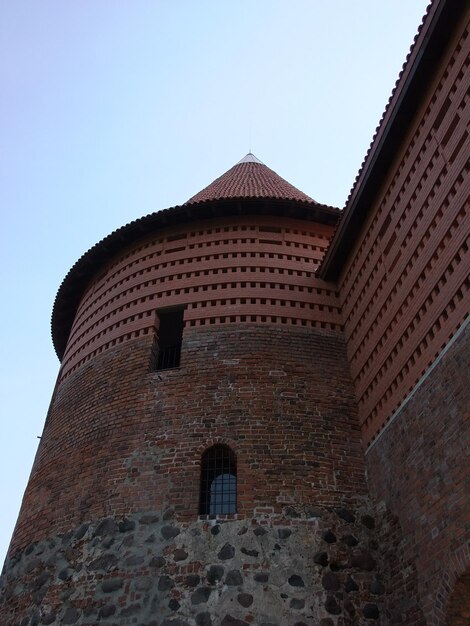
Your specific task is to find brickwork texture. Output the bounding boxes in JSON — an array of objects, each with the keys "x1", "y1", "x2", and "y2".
[{"x1": 1, "y1": 1, "x2": 469, "y2": 624}]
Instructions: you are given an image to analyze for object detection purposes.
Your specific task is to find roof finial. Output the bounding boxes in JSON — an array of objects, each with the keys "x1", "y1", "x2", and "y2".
[{"x1": 237, "y1": 153, "x2": 264, "y2": 164}]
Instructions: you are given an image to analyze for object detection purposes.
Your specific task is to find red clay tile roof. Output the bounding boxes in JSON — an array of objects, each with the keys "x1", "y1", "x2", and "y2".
[{"x1": 186, "y1": 153, "x2": 317, "y2": 205}]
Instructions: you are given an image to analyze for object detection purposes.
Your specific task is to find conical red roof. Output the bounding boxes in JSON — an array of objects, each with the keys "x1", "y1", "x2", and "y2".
[{"x1": 186, "y1": 153, "x2": 317, "y2": 205}]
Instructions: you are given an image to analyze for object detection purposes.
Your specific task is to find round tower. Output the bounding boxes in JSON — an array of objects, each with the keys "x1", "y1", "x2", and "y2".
[{"x1": 1, "y1": 155, "x2": 382, "y2": 626}]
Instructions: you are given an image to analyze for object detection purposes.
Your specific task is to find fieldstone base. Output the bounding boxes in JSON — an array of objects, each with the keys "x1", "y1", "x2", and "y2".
[{"x1": 1, "y1": 506, "x2": 385, "y2": 625}]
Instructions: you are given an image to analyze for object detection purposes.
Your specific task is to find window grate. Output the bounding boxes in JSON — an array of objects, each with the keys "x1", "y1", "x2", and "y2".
[
  {"x1": 199, "y1": 445, "x2": 237, "y2": 515},
  {"x1": 154, "y1": 307, "x2": 184, "y2": 371},
  {"x1": 157, "y1": 344, "x2": 181, "y2": 370}
]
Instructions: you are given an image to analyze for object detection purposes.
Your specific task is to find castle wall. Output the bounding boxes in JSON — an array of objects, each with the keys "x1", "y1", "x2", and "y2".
[
  {"x1": 1, "y1": 211, "x2": 384, "y2": 625},
  {"x1": 12, "y1": 324, "x2": 368, "y2": 550},
  {"x1": 365, "y1": 321, "x2": 470, "y2": 626},
  {"x1": 2, "y1": 5, "x2": 468, "y2": 623},
  {"x1": 1, "y1": 507, "x2": 384, "y2": 626},
  {"x1": 1, "y1": 325, "x2": 384, "y2": 625},
  {"x1": 335, "y1": 9, "x2": 470, "y2": 625},
  {"x1": 338, "y1": 14, "x2": 469, "y2": 447}
]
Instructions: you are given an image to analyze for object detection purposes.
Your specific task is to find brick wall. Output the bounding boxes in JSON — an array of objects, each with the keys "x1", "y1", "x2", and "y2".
[
  {"x1": 2, "y1": 325, "x2": 384, "y2": 625},
  {"x1": 447, "y1": 570, "x2": 470, "y2": 626},
  {"x1": 11, "y1": 324, "x2": 366, "y2": 554},
  {"x1": 338, "y1": 14, "x2": 469, "y2": 446},
  {"x1": 329, "y1": 7, "x2": 470, "y2": 623},
  {"x1": 365, "y1": 321, "x2": 470, "y2": 625},
  {"x1": 60, "y1": 215, "x2": 339, "y2": 381}
]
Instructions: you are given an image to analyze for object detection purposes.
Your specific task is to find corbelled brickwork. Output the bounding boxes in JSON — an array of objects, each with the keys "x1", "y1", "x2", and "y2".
[
  {"x1": 2, "y1": 1, "x2": 469, "y2": 623},
  {"x1": 320, "y1": 2, "x2": 470, "y2": 626},
  {"x1": 60, "y1": 216, "x2": 338, "y2": 382},
  {"x1": 2, "y1": 153, "x2": 357, "y2": 624},
  {"x1": 320, "y1": 6, "x2": 470, "y2": 623},
  {"x1": 337, "y1": 15, "x2": 469, "y2": 446}
]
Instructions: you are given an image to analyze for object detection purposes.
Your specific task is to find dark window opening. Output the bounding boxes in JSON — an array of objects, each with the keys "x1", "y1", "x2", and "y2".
[
  {"x1": 199, "y1": 445, "x2": 237, "y2": 515},
  {"x1": 154, "y1": 308, "x2": 184, "y2": 370}
]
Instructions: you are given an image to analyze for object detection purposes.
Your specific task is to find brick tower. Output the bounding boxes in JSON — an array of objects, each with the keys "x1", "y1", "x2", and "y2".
[
  {"x1": 0, "y1": 154, "x2": 384, "y2": 625},
  {"x1": 2, "y1": 4, "x2": 469, "y2": 621}
]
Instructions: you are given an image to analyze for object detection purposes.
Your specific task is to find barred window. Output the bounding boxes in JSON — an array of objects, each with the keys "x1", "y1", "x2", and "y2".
[
  {"x1": 199, "y1": 445, "x2": 237, "y2": 515},
  {"x1": 153, "y1": 307, "x2": 184, "y2": 370}
]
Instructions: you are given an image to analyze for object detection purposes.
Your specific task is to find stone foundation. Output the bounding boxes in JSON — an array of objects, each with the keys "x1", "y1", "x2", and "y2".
[{"x1": 1, "y1": 505, "x2": 384, "y2": 625}]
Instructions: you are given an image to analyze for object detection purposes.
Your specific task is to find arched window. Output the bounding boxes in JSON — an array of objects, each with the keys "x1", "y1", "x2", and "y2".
[{"x1": 199, "y1": 445, "x2": 237, "y2": 515}]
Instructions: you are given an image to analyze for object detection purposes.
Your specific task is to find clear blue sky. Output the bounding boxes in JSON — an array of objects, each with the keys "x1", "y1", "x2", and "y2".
[{"x1": 0, "y1": 0, "x2": 429, "y2": 563}]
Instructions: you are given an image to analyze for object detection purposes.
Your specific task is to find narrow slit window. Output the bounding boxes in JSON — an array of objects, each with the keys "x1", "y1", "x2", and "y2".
[
  {"x1": 199, "y1": 445, "x2": 237, "y2": 515},
  {"x1": 154, "y1": 307, "x2": 184, "y2": 370}
]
